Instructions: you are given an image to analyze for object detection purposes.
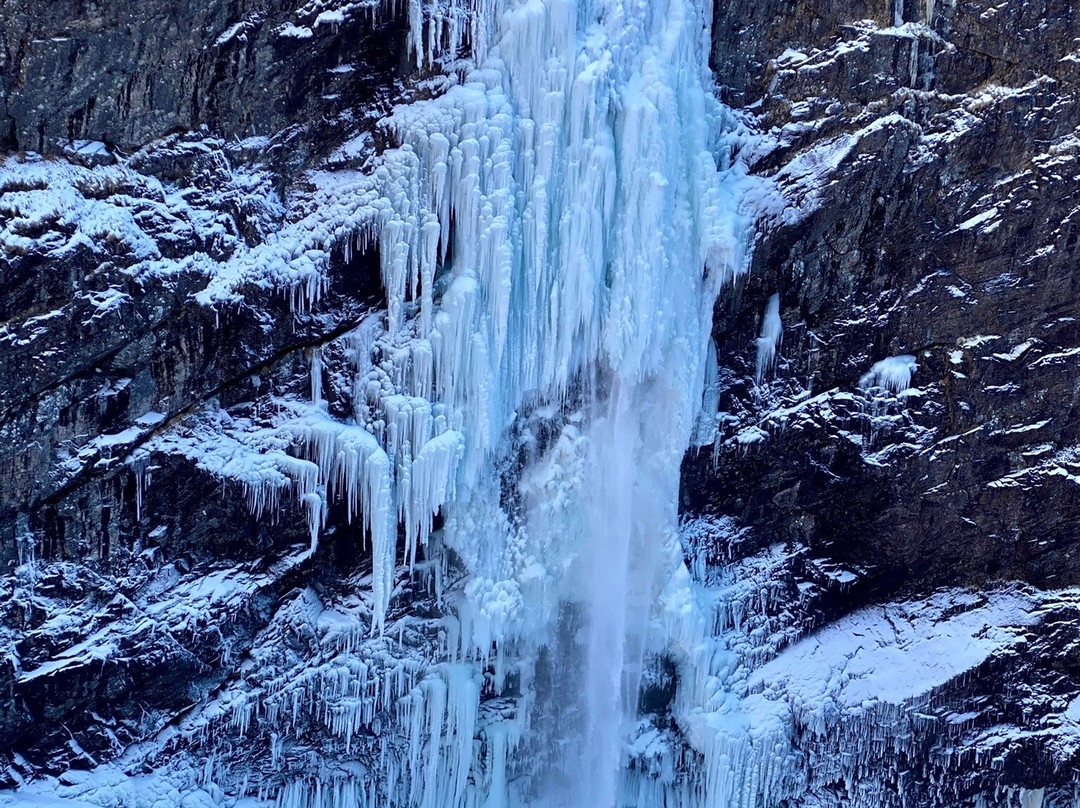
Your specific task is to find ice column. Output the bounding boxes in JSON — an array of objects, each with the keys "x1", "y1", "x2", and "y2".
[
  {"x1": 189, "y1": 0, "x2": 752, "y2": 801},
  {"x1": 361, "y1": 0, "x2": 749, "y2": 801},
  {"x1": 755, "y1": 294, "x2": 782, "y2": 384}
]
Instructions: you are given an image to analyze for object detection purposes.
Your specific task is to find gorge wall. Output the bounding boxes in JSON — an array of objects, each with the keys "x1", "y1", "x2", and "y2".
[{"x1": 1, "y1": 1, "x2": 1079, "y2": 807}]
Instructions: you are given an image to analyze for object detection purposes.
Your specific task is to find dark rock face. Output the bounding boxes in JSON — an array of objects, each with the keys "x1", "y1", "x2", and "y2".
[
  {"x1": 698, "y1": 0, "x2": 1080, "y2": 616},
  {"x1": 0, "y1": 143, "x2": 372, "y2": 774},
  {"x1": 681, "y1": 0, "x2": 1080, "y2": 803},
  {"x1": 0, "y1": 0, "x2": 405, "y2": 157}
]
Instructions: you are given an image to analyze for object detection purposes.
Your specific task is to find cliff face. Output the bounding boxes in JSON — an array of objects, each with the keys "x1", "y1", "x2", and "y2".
[
  {"x1": 1, "y1": 0, "x2": 1079, "y2": 806},
  {"x1": 0, "y1": 0, "x2": 405, "y2": 157},
  {"x1": 0, "y1": 0, "x2": 400, "y2": 780},
  {"x1": 684, "y1": 0, "x2": 1080, "y2": 804},
  {"x1": 698, "y1": 0, "x2": 1080, "y2": 604}
]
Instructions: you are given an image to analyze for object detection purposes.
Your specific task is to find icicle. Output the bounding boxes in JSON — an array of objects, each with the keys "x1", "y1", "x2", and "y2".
[
  {"x1": 755, "y1": 293, "x2": 782, "y2": 384},
  {"x1": 311, "y1": 346, "x2": 325, "y2": 407},
  {"x1": 129, "y1": 450, "x2": 151, "y2": 521},
  {"x1": 694, "y1": 338, "x2": 721, "y2": 446}
]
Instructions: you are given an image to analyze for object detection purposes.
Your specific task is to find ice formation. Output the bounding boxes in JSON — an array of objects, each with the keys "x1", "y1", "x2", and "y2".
[
  {"x1": 859, "y1": 354, "x2": 917, "y2": 393},
  {"x1": 44, "y1": 0, "x2": 757, "y2": 805},
  {"x1": 754, "y1": 294, "x2": 782, "y2": 384}
]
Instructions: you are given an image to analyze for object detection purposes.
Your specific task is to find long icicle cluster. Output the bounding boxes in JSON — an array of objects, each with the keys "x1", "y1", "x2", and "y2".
[{"x1": 138, "y1": 0, "x2": 754, "y2": 803}]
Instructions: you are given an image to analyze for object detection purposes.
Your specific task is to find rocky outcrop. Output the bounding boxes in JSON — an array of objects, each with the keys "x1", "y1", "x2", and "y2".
[
  {"x1": 0, "y1": 0, "x2": 406, "y2": 159},
  {"x1": 0, "y1": 3, "x2": 396, "y2": 781},
  {"x1": 679, "y1": 1, "x2": 1080, "y2": 804},
  {"x1": 0, "y1": 141, "x2": 384, "y2": 779}
]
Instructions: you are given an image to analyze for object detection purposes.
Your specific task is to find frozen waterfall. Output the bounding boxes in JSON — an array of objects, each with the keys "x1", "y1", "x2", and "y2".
[
  {"x1": 386, "y1": 0, "x2": 748, "y2": 801},
  {"x1": 118, "y1": 0, "x2": 751, "y2": 805}
]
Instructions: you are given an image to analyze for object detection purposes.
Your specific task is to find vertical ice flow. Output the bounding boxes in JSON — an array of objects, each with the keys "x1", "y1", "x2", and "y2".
[
  {"x1": 173, "y1": 0, "x2": 750, "y2": 802},
  {"x1": 755, "y1": 294, "x2": 782, "y2": 384},
  {"x1": 361, "y1": 0, "x2": 745, "y2": 800},
  {"x1": 392, "y1": 0, "x2": 747, "y2": 800}
]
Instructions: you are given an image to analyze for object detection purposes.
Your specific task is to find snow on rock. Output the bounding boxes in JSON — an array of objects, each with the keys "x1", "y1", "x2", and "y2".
[
  {"x1": 723, "y1": 586, "x2": 1079, "y2": 807},
  {"x1": 0, "y1": 146, "x2": 282, "y2": 273},
  {"x1": 747, "y1": 588, "x2": 1042, "y2": 710},
  {"x1": 0, "y1": 158, "x2": 165, "y2": 261},
  {"x1": 277, "y1": 23, "x2": 314, "y2": 39}
]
